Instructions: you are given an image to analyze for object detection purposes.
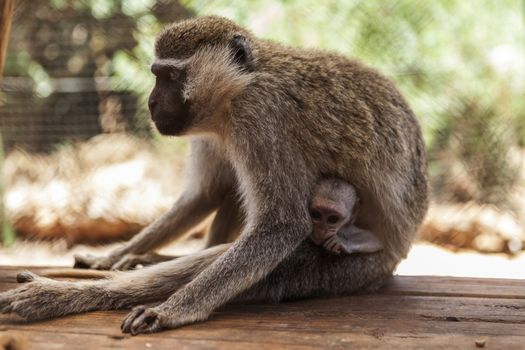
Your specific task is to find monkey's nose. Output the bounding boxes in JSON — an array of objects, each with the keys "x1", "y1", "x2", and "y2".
[{"x1": 148, "y1": 98, "x2": 158, "y2": 112}]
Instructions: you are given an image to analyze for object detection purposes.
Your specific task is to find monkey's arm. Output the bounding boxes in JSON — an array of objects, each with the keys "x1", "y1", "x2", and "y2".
[
  {"x1": 331, "y1": 226, "x2": 384, "y2": 255},
  {"x1": 122, "y1": 217, "x2": 311, "y2": 334},
  {"x1": 74, "y1": 140, "x2": 234, "y2": 270},
  {"x1": 121, "y1": 149, "x2": 313, "y2": 334}
]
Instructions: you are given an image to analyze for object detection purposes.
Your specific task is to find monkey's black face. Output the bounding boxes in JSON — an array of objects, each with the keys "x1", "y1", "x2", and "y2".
[{"x1": 148, "y1": 63, "x2": 191, "y2": 136}]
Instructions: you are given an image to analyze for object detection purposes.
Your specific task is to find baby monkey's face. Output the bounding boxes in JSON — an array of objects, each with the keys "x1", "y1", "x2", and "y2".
[{"x1": 309, "y1": 180, "x2": 358, "y2": 245}]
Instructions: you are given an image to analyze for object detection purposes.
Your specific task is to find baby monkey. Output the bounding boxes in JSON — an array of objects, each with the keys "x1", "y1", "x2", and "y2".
[{"x1": 309, "y1": 178, "x2": 383, "y2": 255}]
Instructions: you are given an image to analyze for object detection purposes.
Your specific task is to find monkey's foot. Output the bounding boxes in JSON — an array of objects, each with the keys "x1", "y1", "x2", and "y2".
[
  {"x1": 121, "y1": 298, "x2": 208, "y2": 335},
  {"x1": 0, "y1": 272, "x2": 101, "y2": 320},
  {"x1": 74, "y1": 253, "x2": 116, "y2": 270},
  {"x1": 121, "y1": 305, "x2": 165, "y2": 335},
  {"x1": 111, "y1": 253, "x2": 176, "y2": 271}
]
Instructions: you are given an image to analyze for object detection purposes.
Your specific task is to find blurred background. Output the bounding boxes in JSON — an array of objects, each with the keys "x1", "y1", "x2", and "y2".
[{"x1": 0, "y1": 0, "x2": 524, "y2": 277}]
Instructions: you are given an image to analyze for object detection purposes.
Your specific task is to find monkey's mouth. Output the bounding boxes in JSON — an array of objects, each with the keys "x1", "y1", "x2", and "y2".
[
  {"x1": 151, "y1": 114, "x2": 190, "y2": 136},
  {"x1": 310, "y1": 230, "x2": 338, "y2": 246}
]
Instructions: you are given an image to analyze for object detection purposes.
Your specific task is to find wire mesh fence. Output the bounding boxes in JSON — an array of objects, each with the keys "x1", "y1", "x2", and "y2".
[
  {"x1": 0, "y1": 0, "x2": 523, "y2": 251},
  {"x1": 0, "y1": 0, "x2": 191, "y2": 152}
]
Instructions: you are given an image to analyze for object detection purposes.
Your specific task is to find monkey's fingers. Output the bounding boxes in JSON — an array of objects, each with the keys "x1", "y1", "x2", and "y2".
[
  {"x1": 323, "y1": 238, "x2": 341, "y2": 254},
  {"x1": 122, "y1": 305, "x2": 164, "y2": 335},
  {"x1": 110, "y1": 256, "x2": 138, "y2": 271},
  {"x1": 111, "y1": 253, "x2": 155, "y2": 271},
  {"x1": 73, "y1": 254, "x2": 114, "y2": 270},
  {"x1": 16, "y1": 271, "x2": 41, "y2": 283},
  {"x1": 111, "y1": 253, "x2": 178, "y2": 271},
  {"x1": 73, "y1": 254, "x2": 97, "y2": 269},
  {"x1": 122, "y1": 305, "x2": 146, "y2": 333}
]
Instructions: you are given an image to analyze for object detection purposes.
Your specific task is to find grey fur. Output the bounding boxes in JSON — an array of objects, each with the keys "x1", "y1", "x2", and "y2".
[
  {"x1": 310, "y1": 178, "x2": 384, "y2": 254},
  {"x1": 0, "y1": 16, "x2": 428, "y2": 335}
]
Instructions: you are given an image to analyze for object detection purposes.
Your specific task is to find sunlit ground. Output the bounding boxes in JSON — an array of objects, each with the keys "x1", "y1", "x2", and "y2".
[
  {"x1": 396, "y1": 242, "x2": 525, "y2": 279},
  {"x1": 1, "y1": 240, "x2": 524, "y2": 279}
]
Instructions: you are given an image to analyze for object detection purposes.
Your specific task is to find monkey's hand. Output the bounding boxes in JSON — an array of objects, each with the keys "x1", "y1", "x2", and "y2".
[
  {"x1": 322, "y1": 236, "x2": 343, "y2": 254},
  {"x1": 73, "y1": 253, "x2": 123, "y2": 270},
  {"x1": 111, "y1": 253, "x2": 176, "y2": 270},
  {"x1": 121, "y1": 297, "x2": 206, "y2": 335}
]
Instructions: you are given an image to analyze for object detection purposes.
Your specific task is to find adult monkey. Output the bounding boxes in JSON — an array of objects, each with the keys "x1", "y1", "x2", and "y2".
[{"x1": 0, "y1": 16, "x2": 428, "y2": 335}]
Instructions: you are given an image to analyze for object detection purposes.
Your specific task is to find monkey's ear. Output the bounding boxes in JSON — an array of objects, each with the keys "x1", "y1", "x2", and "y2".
[{"x1": 229, "y1": 34, "x2": 255, "y2": 72}]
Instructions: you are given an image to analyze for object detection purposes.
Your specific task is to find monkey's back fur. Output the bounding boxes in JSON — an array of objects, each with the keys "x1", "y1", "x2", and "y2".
[{"x1": 162, "y1": 16, "x2": 428, "y2": 259}]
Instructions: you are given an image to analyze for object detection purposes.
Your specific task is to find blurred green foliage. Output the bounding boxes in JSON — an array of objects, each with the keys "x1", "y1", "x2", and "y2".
[
  {"x1": 184, "y1": 0, "x2": 525, "y2": 205},
  {"x1": 5, "y1": 0, "x2": 525, "y2": 206},
  {"x1": 183, "y1": 0, "x2": 525, "y2": 148},
  {"x1": 0, "y1": 136, "x2": 15, "y2": 246}
]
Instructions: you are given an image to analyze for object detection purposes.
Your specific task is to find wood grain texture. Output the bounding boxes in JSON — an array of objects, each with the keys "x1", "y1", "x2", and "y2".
[{"x1": 0, "y1": 266, "x2": 524, "y2": 349}]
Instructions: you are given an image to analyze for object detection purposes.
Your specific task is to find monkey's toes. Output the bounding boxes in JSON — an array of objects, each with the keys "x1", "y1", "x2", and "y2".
[
  {"x1": 16, "y1": 271, "x2": 38, "y2": 283},
  {"x1": 121, "y1": 305, "x2": 146, "y2": 333},
  {"x1": 122, "y1": 306, "x2": 163, "y2": 335},
  {"x1": 73, "y1": 254, "x2": 101, "y2": 269}
]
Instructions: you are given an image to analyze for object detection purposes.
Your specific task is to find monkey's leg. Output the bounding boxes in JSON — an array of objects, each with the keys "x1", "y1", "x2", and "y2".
[
  {"x1": 121, "y1": 216, "x2": 312, "y2": 335},
  {"x1": 236, "y1": 240, "x2": 394, "y2": 303},
  {"x1": 121, "y1": 239, "x2": 396, "y2": 335},
  {"x1": 0, "y1": 244, "x2": 229, "y2": 321},
  {"x1": 205, "y1": 190, "x2": 244, "y2": 248},
  {"x1": 103, "y1": 190, "x2": 243, "y2": 271}
]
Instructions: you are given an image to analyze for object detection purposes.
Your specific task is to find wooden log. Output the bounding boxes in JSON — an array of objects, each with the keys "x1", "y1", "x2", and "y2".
[{"x1": 0, "y1": 0, "x2": 15, "y2": 77}]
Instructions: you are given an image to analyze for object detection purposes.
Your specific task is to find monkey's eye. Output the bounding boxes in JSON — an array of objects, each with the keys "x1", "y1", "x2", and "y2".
[
  {"x1": 310, "y1": 210, "x2": 321, "y2": 220},
  {"x1": 327, "y1": 215, "x2": 339, "y2": 224},
  {"x1": 169, "y1": 70, "x2": 180, "y2": 81}
]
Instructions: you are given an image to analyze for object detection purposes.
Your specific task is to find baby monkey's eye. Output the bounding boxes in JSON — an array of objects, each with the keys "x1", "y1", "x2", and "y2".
[{"x1": 327, "y1": 215, "x2": 339, "y2": 224}]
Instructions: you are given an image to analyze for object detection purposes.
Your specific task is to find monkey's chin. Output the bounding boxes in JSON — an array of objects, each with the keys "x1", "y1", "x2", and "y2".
[{"x1": 152, "y1": 119, "x2": 189, "y2": 136}]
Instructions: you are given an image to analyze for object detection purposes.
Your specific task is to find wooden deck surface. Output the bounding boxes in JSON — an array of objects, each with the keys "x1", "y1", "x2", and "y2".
[{"x1": 1, "y1": 266, "x2": 524, "y2": 349}]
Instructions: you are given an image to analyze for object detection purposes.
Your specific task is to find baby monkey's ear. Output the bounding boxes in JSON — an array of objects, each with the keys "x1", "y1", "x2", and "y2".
[{"x1": 229, "y1": 34, "x2": 255, "y2": 72}]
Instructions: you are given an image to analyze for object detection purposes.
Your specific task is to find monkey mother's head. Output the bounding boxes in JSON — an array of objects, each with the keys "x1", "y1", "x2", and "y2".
[{"x1": 148, "y1": 16, "x2": 256, "y2": 136}]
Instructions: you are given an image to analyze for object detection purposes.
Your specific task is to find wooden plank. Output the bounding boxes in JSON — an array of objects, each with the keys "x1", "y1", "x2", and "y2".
[
  {"x1": 2, "y1": 295, "x2": 523, "y2": 336},
  {"x1": 0, "y1": 0, "x2": 15, "y2": 76},
  {"x1": 1, "y1": 267, "x2": 525, "y2": 349},
  {"x1": 2, "y1": 329, "x2": 522, "y2": 350},
  {"x1": 383, "y1": 275, "x2": 525, "y2": 299}
]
